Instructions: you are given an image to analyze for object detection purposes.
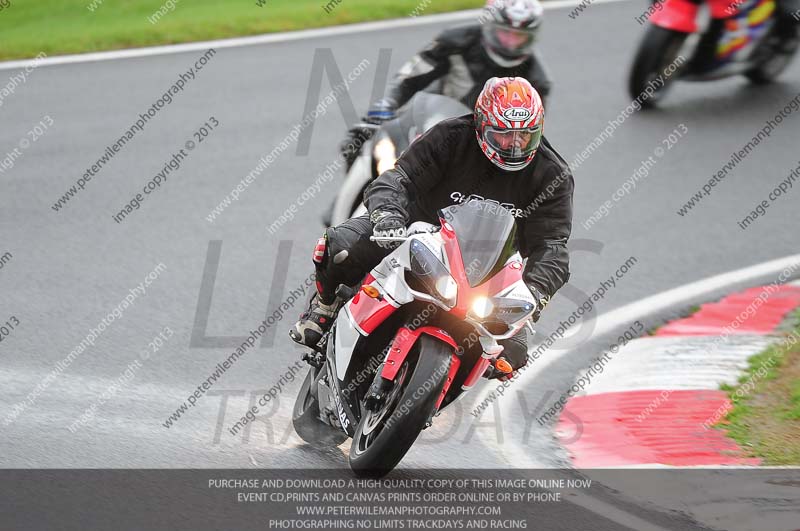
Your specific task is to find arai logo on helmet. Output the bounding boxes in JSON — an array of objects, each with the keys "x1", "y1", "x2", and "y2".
[{"x1": 503, "y1": 107, "x2": 532, "y2": 121}]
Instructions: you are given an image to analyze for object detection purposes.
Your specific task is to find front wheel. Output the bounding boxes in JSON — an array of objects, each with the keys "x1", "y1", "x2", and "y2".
[
  {"x1": 629, "y1": 25, "x2": 689, "y2": 107},
  {"x1": 348, "y1": 335, "x2": 451, "y2": 477}
]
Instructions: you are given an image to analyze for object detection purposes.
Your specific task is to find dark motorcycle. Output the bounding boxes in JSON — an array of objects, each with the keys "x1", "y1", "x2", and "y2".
[{"x1": 629, "y1": 0, "x2": 799, "y2": 106}]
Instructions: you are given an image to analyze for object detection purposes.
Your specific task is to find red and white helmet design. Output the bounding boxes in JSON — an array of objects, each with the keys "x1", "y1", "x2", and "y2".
[{"x1": 474, "y1": 77, "x2": 544, "y2": 172}]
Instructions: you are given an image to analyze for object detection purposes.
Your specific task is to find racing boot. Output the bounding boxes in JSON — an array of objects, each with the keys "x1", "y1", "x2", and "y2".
[{"x1": 290, "y1": 293, "x2": 338, "y2": 348}]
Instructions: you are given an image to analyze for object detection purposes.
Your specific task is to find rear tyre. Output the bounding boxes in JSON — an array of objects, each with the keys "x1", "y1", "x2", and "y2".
[
  {"x1": 629, "y1": 25, "x2": 689, "y2": 108},
  {"x1": 348, "y1": 335, "x2": 451, "y2": 477},
  {"x1": 745, "y1": 33, "x2": 800, "y2": 84}
]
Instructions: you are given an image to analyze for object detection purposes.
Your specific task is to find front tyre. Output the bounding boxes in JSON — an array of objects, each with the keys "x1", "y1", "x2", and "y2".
[
  {"x1": 348, "y1": 335, "x2": 451, "y2": 477},
  {"x1": 629, "y1": 25, "x2": 688, "y2": 107}
]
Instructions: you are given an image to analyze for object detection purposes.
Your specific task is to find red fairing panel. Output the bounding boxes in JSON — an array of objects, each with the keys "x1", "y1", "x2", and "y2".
[
  {"x1": 347, "y1": 288, "x2": 396, "y2": 335},
  {"x1": 381, "y1": 327, "x2": 458, "y2": 380},
  {"x1": 481, "y1": 261, "x2": 524, "y2": 296},
  {"x1": 708, "y1": 0, "x2": 745, "y2": 17},
  {"x1": 650, "y1": 0, "x2": 699, "y2": 32}
]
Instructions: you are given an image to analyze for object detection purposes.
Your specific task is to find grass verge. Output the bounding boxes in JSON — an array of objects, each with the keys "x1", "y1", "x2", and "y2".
[
  {"x1": 0, "y1": 0, "x2": 483, "y2": 61},
  {"x1": 717, "y1": 309, "x2": 800, "y2": 465}
]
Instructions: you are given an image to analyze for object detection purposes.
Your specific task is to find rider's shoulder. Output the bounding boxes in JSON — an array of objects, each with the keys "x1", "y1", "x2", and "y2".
[
  {"x1": 430, "y1": 114, "x2": 476, "y2": 139},
  {"x1": 433, "y1": 25, "x2": 482, "y2": 52},
  {"x1": 409, "y1": 114, "x2": 474, "y2": 154},
  {"x1": 535, "y1": 136, "x2": 572, "y2": 177}
]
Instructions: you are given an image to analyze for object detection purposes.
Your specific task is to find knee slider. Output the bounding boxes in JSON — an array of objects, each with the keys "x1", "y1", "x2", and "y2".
[
  {"x1": 312, "y1": 235, "x2": 328, "y2": 265},
  {"x1": 321, "y1": 227, "x2": 352, "y2": 266}
]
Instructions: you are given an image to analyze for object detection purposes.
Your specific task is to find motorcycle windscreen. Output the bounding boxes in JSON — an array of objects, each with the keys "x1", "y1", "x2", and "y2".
[
  {"x1": 440, "y1": 199, "x2": 517, "y2": 287},
  {"x1": 402, "y1": 92, "x2": 472, "y2": 136}
]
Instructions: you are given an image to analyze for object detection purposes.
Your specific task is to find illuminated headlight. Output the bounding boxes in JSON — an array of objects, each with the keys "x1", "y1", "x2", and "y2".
[
  {"x1": 374, "y1": 138, "x2": 397, "y2": 174},
  {"x1": 471, "y1": 297, "x2": 495, "y2": 319},
  {"x1": 407, "y1": 239, "x2": 457, "y2": 308},
  {"x1": 435, "y1": 276, "x2": 458, "y2": 301}
]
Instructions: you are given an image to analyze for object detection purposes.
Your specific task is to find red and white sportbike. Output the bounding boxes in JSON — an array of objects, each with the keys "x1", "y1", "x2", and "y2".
[
  {"x1": 292, "y1": 199, "x2": 537, "y2": 477},
  {"x1": 629, "y1": 0, "x2": 799, "y2": 106}
]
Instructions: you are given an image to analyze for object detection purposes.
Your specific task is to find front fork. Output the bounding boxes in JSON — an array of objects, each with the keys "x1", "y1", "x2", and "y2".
[{"x1": 460, "y1": 335, "x2": 507, "y2": 390}]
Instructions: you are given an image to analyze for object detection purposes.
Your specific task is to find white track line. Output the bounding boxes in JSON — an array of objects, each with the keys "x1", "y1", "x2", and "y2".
[{"x1": 0, "y1": 0, "x2": 632, "y2": 71}]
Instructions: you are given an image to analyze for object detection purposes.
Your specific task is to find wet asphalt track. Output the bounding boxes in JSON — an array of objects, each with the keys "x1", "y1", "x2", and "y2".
[{"x1": 1, "y1": 0, "x2": 799, "y2": 528}]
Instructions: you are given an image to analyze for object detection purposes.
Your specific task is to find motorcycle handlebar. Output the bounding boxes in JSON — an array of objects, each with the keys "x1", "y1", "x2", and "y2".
[{"x1": 369, "y1": 236, "x2": 409, "y2": 242}]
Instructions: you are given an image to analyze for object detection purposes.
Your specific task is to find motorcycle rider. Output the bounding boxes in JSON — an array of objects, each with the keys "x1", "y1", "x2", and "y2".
[
  {"x1": 341, "y1": 0, "x2": 553, "y2": 168},
  {"x1": 292, "y1": 77, "x2": 573, "y2": 382}
]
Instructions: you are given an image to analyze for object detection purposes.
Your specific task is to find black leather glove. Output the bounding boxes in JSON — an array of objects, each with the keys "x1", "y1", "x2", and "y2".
[
  {"x1": 528, "y1": 285, "x2": 550, "y2": 323},
  {"x1": 370, "y1": 210, "x2": 407, "y2": 249}
]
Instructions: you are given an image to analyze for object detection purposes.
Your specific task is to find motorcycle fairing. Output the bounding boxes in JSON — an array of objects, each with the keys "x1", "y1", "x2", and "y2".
[
  {"x1": 326, "y1": 328, "x2": 359, "y2": 437},
  {"x1": 650, "y1": 0, "x2": 700, "y2": 32},
  {"x1": 335, "y1": 304, "x2": 364, "y2": 381},
  {"x1": 439, "y1": 219, "x2": 533, "y2": 322},
  {"x1": 379, "y1": 326, "x2": 461, "y2": 408},
  {"x1": 346, "y1": 288, "x2": 400, "y2": 336},
  {"x1": 380, "y1": 326, "x2": 459, "y2": 380},
  {"x1": 715, "y1": 0, "x2": 775, "y2": 62}
]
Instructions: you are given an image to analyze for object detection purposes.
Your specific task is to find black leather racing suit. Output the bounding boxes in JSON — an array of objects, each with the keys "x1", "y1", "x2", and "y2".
[
  {"x1": 341, "y1": 24, "x2": 553, "y2": 166},
  {"x1": 317, "y1": 115, "x2": 574, "y2": 371},
  {"x1": 381, "y1": 24, "x2": 553, "y2": 112}
]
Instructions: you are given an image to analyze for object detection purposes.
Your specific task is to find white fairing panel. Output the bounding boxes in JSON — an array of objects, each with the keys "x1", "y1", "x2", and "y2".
[
  {"x1": 334, "y1": 305, "x2": 364, "y2": 381},
  {"x1": 370, "y1": 232, "x2": 443, "y2": 307}
]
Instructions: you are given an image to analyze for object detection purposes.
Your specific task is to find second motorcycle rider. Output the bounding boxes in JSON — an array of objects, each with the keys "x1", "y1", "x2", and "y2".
[{"x1": 342, "y1": 0, "x2": 554, "y2": 168}]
